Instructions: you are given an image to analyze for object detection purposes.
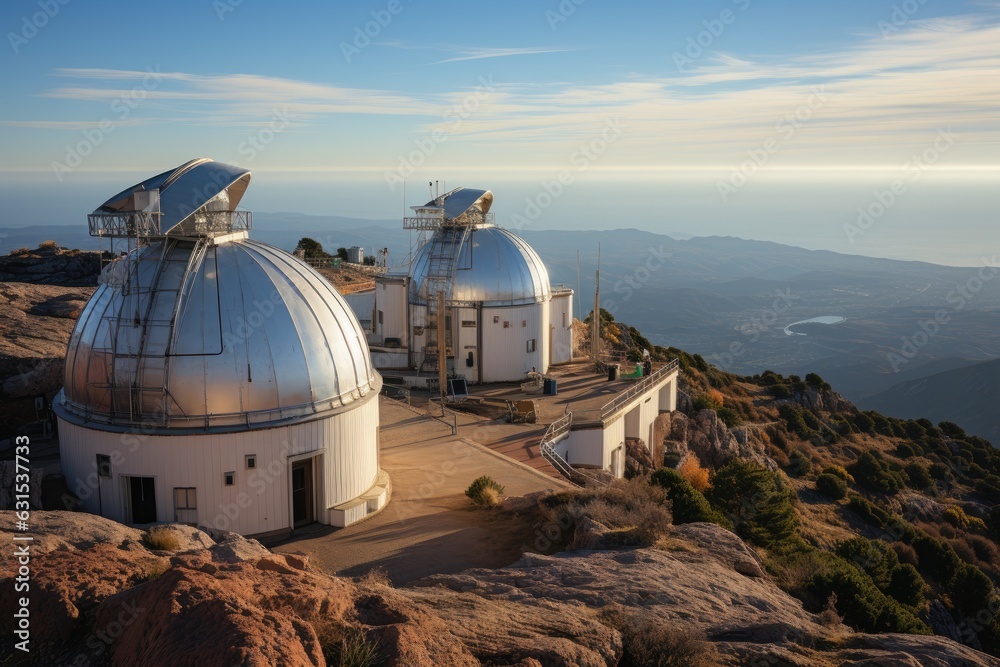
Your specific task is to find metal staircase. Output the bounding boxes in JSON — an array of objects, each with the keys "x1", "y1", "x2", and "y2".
[
  {"x1": 93, "y1": 238, "x2": 210, "y2": 424},
  {"x1": 419, "y1": 226, "x2": 470, "y2": 373}
]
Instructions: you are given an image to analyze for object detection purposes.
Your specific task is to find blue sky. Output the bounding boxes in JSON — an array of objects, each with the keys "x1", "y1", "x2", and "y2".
[{"x1": 1, "y1": 0, "x2": 998, "y2": 263}]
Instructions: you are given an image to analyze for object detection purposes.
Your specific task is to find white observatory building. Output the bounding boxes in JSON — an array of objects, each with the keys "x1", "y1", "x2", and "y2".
[
  {"x1": 350, "y1": 187, "x2": 573, "y2": 385},
  {"x1": 54, "y1": 158, "x2": 388, "y2": 537}
]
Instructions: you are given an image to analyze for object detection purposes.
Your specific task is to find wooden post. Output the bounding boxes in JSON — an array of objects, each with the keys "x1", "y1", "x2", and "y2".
[{"x1": 437, "y1": 291, "x2": 447, "y2": 398}]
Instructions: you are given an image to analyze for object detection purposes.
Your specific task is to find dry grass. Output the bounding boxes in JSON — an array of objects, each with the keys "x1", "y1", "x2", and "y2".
[
  {"x1": 143, "y1": 527, "x2": 182, "y2": 551},
  {"x1": 568, "y1": 478, "x2": 672, "y2": 547},
  {"x1": 818, "y1": 593, "x2": 844, "y2": 627},
  {"x1": 313, "y1": 620, "x2": 382, "y2": 667},
  {"x1": 678, "y1": 457, "x2": 711, "y2": 492},
  {"x1": 356, "y1": 567, "x2": 392, "y2": 589},
  {"x1": 706, "y1": 388, "x2": 725, "y2": 407},
  {"x1": 133, "y1": 559, "x2": 170, "y2": 584},
  {"x1": 38, "y1": 239, "x2": 58, "y2": 250},
  {"x1": 465, "y1": 475, "x2": 505, "y2": 508},
  {"x1": 604, "y1": 612, "x2": 722, "y2": 667}
]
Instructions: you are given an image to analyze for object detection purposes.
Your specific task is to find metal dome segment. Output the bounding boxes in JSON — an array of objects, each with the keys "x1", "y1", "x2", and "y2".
[
  {"x1": 409, "y1": 225, "x2": 552, "y2": 307},
  {"x1": 405, "y1": 186, "x2": 494, "y2": 230},
  {"x1": 58, "y1": 237, "x2": 379, "y2": 432},
  {"x1": 90, "y1": 158, "x2": 252, "y2": 238}
]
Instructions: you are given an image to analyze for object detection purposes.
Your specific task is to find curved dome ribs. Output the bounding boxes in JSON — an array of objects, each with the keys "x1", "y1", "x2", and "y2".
[
  {"x1": 409, "y1": 225, "x2": 552, "y2": 308},
  {"x1": 59, "y1": 160, "x2": 380, "y2": 433}
]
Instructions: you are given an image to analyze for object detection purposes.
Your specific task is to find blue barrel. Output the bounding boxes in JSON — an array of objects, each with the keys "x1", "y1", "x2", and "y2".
[{"x1": 544, "y1": 378, "x2": 558, "y2": 395}]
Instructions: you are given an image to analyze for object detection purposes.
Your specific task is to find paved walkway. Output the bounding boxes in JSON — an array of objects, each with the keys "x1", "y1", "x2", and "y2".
[{"x1": 272, "y1": 399, "x2": 571, "y2": 584}]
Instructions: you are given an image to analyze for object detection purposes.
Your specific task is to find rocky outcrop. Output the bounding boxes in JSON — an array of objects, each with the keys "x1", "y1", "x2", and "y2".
[
  {"x1": 0, "y1": 245, "x2": 101, "y2": 286},
  {"x1": 655, "y1": 409, "x2": 776, "y2": 470},
  {"x1": 3, "y1": 510, "x2": 999, "y2": 667},
  {"x1": 0, "y1": 282, "x2": 94, "y2": 402}
]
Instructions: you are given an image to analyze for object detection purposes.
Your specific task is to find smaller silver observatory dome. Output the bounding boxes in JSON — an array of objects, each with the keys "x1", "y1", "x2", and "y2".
[
  {"x1": 408, "y1": 188, "x2": 551, "y2": 307},
  {"x1": 56, "y1": 159, "x2": 379, "y2": 432}
]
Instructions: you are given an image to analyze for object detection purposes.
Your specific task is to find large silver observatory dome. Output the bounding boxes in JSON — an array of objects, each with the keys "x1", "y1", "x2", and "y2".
[
  {"x1": 57, "y1": 158, "x2": 378, "y2": 432},
  {"x1": 407, "y1": 188, "x2": 552, "y2": 307}
]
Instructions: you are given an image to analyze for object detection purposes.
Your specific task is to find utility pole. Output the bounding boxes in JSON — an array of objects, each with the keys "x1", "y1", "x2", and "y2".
[
  {"x1": 592, "y1": 244, "x2": 601, "y2": 363},
  {"x1": 437, "y1": 291, "x2": 447, "y2": 399}
]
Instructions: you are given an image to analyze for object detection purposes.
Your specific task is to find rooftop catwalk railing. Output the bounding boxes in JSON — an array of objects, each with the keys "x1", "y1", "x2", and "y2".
[{"x1": 600, "y1": 358, "x2": 679, "y2": 422}]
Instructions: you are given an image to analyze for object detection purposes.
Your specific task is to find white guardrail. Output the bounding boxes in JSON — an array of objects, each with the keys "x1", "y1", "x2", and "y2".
[
  {"x1": 599, "y1": 358, "x2": 679, "y2": 421},
  {"x1": 539, "y1": 411, "x2": 611, "y2": 487}
]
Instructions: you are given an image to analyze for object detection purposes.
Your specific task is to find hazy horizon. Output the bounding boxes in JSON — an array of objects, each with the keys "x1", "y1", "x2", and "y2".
[{"x1": 1, "y1": 173, "x2": 994, "y2": 267}]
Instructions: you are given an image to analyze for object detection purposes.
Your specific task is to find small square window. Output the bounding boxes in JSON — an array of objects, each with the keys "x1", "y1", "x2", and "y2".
[
  {"x1": 493, "y1": 315, "x2": 500, "y2": 324},
  {"x1": 503, "y1": 321, "x2": 510, "y2": 329},
  {"x1": 245, "y1": 455, "x2": 256, "y2": 469},
  {"x1": 527, "y1": 339, "x2": 536, "y2": 353},
  {"x1": 224, "y1": 471, "x2": 236, "y2": 486},
  {"x1": 522, "y1": 320, "x2": 527, "y2": 327},
  {"x1": 96, "y1": 454, "x2": 111, "y2": 478}
]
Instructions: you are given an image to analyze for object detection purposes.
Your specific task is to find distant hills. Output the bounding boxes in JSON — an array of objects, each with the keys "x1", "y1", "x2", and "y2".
[
  {"x1": 3, "y1": 215, "x2": 997, "y2": 442},
  {"x1": 861, "y1": 358, "x2": 1000, "y2": 443}
]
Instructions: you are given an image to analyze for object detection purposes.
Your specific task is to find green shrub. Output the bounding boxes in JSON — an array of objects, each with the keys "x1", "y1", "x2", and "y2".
[
  {"x1": 846, "y1": 494, "x2": 891, "y2": 528},
  {"x1": 903, "y1": 461, "x2": 933, "y2": 490},
  {"x1": 706, "y1": 459, "x2": 799, "y2": 548},
  {"x1": 805, "y1": 372, "x2": 831, "y2": 391},
  {"x1": 852, "y1": 412, "x2": 876, "y2": 434},
  {"x1": 912, "y1": 534, "x2": 961, "y2": 583},
  {"x1": 951, "y1": 564, "x2": 995, "y2": 617},
  {"x1": 822, "y1": 465, "x2": 852, "y2": 482},
  {"x1": 788, "y1": 549, "x2": 930, "y2": 634},
  {"x1": 778, "y1": 404, "x2": 812, "y2": 439},
  {"x1": 716, "y1": 407, "x2": 742, "y2": 428},
  {"x1": 692, "y1": 393, "x2": 722, "y2": 411},
  {"x1": 835, "y1": 538, "x2": 898, "y2": 590},
  {"x1": 816, "y1": 473, "x2": 848, "y2": 500},
  {"x1": 769, "y1": 384, "x2": 793, "y2": 399},
  {"x1": 849, "y1": 452, "x2": 905, "y2": 495},
  {"x1": 465, "y1": 475, "x2": 505, "y2": 508},
  {"x1": 650, "y1": 468, "x2": 730, "y2": 529},
  {"x1": 887, "y1": 563, "x2": 925, "y2": 607},
  {"x1": 787, "y1": 449, "x2": 812, "y2": 478},
  {"x1": 938, "y1": 421, "x2": 967, "y2": 440}
]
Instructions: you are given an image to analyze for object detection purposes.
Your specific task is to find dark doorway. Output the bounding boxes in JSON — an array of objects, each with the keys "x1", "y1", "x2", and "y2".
[
  {"x1": 128, "y1": 476, "x2": 157, "y2": 524},
  {"x1": 291, "y1": 459, "x2": 314, "y2": 527}
]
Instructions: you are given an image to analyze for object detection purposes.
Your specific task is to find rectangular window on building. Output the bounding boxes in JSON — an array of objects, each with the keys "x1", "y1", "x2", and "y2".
[
  {"x1": 173, "y1": 487, "x2": 197, "y2": 510},
  {"x1": 245, "y1": 454, "x2": 257, "y2": 469},
  {"x1": 527, "y1": 339, "x2": 536, "y2": 353},
  {"x1": 96, "y1": 454, "x2": 111, "y2": 478},
  {"x1": 224, "y1": 471, "x2": 235, "y2": 486},
  {"x1": 563, "y1": 312, "x2": 568, "y2": 328},
  {"x1": 378, "y1": 310, "x2": 383, "y2": 325}
]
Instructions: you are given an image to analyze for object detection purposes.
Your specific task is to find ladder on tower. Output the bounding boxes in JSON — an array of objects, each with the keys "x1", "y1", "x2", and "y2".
[{"x1": 419, "y1": 226, "x2": 470, "y2": 373}]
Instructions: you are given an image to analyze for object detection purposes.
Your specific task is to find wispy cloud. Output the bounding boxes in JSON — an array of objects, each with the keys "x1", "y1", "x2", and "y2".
[
  {"x1": 10, "y1": 12, "x2": 1000, "y2": 171},
  {"x1": 431, "y1": 46, "x2": 575, "y2": 64}
]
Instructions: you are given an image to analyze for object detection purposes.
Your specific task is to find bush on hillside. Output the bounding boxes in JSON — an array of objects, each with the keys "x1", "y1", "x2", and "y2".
[
  {"x1": 912, "y1": 534, "x2": 961, "y2": 583},
  {"x1": 706, "y1": 459, "x2": 798, "y2": 548},
  {"x1": 849, "y1": 452, "x2": 905, "y2": 495},
  {"x1": 677, "y1": 457, "x2": 711, "y2": 492},
  {"x1": 650, "y1": 468, "x2": 730, "y2": 529},
  {"x1": 785, "y1": 549, "x2": 930, "y2": 635},
  {"x1": 787, "y1": 449, "x2": 812, "y2": 477},
  {"x1": 887, "y1": 564, "x2": 925, "y2": 607},
  {"x1": 816, "y1": 473, "x2": 848, "y2": 500}
]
